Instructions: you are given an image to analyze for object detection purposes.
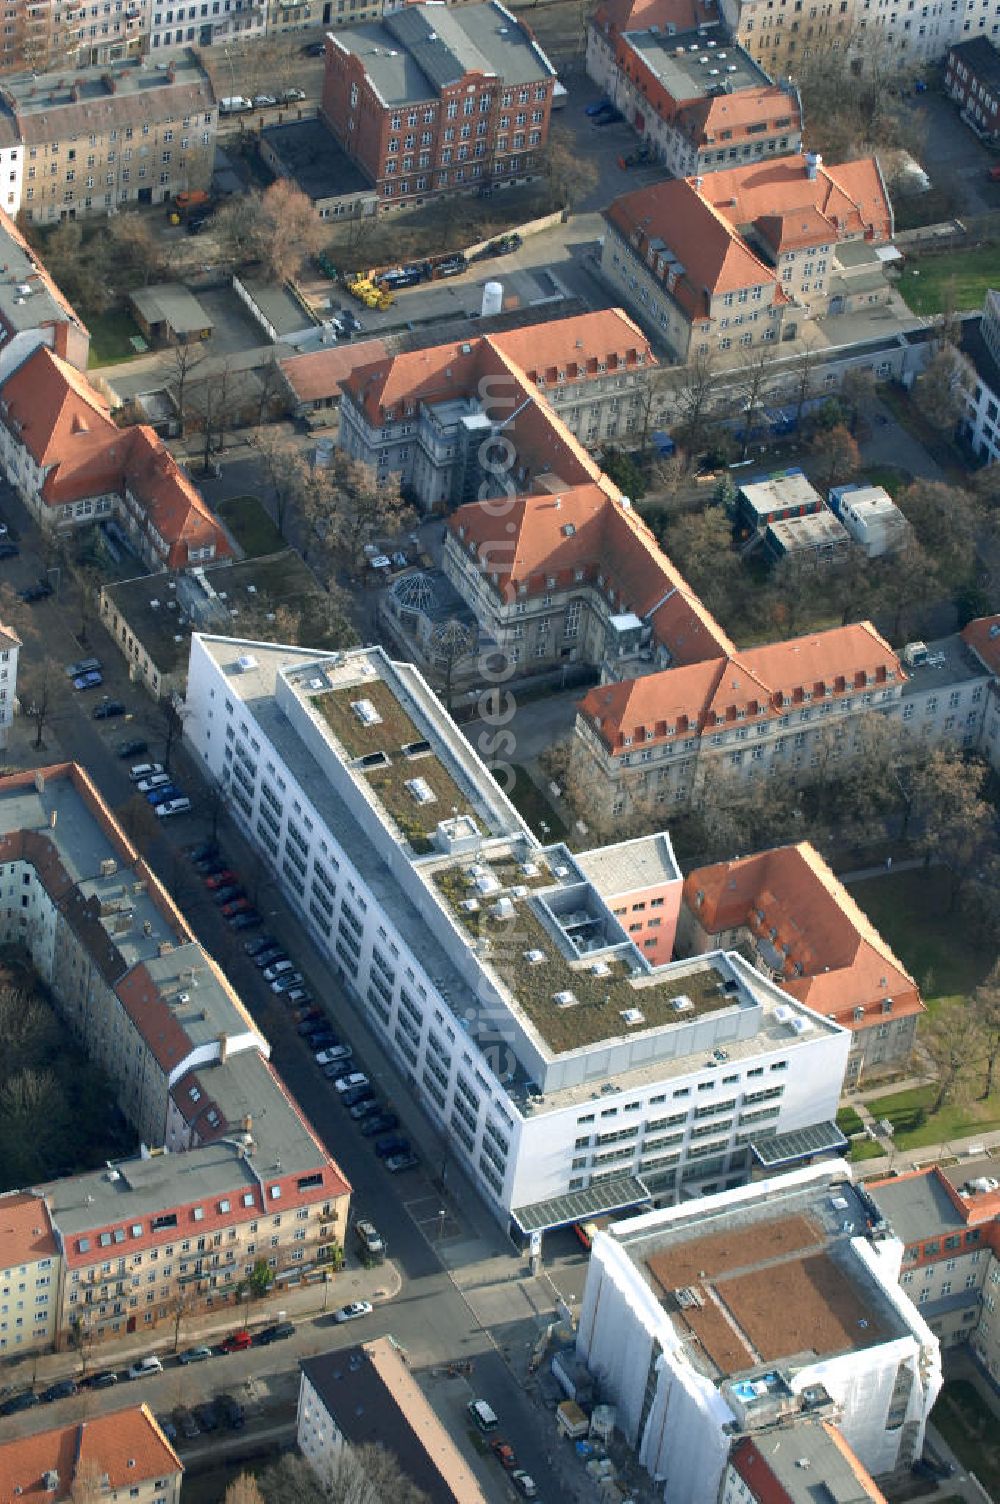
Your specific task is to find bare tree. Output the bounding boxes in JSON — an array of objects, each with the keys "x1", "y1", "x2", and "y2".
[
  {"x1": 224, "y1": 1477, "x2": 267, "y2": 1504},
  {"x1": 736, "y1": 346, "x2": 774, "y2": 462},
  {"x1": 973, "y1": 961, "x2": 1000, "y2": 1101},
  {"x1": 256, "y1": 180, "x2": 327, "y2": 283},
  {"x1": 164, "y1": 342, "x2": 207, "y2": 436},
  {"x1": 19, "y1": 662, "x2": 63, "y2": 750},
  {"x1": 920, "y1": 1007, "x2": 982, "y2": 1117}
]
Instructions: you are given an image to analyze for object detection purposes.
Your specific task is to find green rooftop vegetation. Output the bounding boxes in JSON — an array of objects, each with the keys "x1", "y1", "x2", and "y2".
[
  {"x1": 433, "y1": 865, "x2": 731, "y2": 1052},
  {"x1": 364, "y1": 755, "x2": 474, "y2": 854},
  {"x1": 315, "y1": 680, "x2": 422, "y2": 759}
]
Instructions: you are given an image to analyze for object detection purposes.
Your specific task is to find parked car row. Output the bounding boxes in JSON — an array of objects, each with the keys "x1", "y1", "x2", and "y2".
[
  {"x1": 186, "y1": 841, "x2": 264, "y2": 927},
  {"x1": 132, "y1": 762, "x2": 191, "y2": 817},
  {"x1": 0, "y1": 1322, "x2": 298, "y2": 1415}
]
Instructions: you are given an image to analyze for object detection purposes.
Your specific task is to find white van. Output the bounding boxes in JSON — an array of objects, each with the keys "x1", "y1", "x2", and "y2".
[
  {"x1": 468, "y1": 1398, "x2": 499, "y2": 1433},
  {"x1": 219, "y1": 96, "x2": 252, "y2": 115}
]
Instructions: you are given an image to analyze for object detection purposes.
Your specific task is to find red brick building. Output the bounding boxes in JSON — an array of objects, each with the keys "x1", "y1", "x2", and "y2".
[{"x1": 321, "y1": 0, "x2": 557, "y2": 206}]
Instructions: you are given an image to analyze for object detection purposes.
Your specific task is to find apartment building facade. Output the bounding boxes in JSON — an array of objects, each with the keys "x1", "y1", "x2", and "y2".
[
  {"x1": 0, "y1": 1191, "x2": 60, "y2": 1356},
  {"x1": 0, "y1": 621, "x2": 17, "y2": 749},
  {"x1": 185, "y1": 636, "x2": 851, "y2": 1231},
  {"x1": 321, "y1": 1, "x2": 556, "y2": 207},
  {"x1": 677, "y1": 843, "x2": 924, "y2": 1088},
  {"x1": 0, "y1": 51, "x2": 216, "y2": 223},
  {"x1": 149, "y1": 0, "x2": 264, "y2": 52},
  {"x1": 0, "y1": 0, "x2": 152, "y2": 75},
  {"x1": 0, "y1": 764, "x2": 350, "y2": 1349},
  {"x1": 601, "y1": 153, "x2": 894, "y2": 363}
]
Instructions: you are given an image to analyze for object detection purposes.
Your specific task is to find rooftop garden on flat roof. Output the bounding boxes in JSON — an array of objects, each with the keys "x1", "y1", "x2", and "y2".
[
  {"x1": 434, "y1": 862, "x2": 732, "y2": 1052},
  {"x1": 314, "y1": 678, "x2": 475, "y2": 851}
]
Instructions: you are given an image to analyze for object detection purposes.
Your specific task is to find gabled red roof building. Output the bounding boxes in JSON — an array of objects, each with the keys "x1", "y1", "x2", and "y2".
[
  {"x1": 601, "y1": 153, "x2": 893, "y2": 362},
  {"x1": 0, "y1": 345, "x2": 230, "y2": 570},
  {"x1": 678, "y1": 842, "x2": 924, "y2": 1087}
]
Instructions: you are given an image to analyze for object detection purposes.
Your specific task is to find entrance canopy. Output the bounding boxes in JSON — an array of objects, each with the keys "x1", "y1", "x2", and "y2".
[
  {"x1": 512, "y1": 1175, "x2": 651, "y2": 1236},
  {"x1": 750, "y1": 1121, "x2": 847, "y2": 1170}
]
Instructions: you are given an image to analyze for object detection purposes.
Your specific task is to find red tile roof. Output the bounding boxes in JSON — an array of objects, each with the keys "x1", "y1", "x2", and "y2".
[
  {"x1": 594, "y1": 0, "x2": 711, "y2": 37},
  {"x1": 605, "y1": 155, "x2": 891, "y2": 317},
  {"x1": 703, "y1": 155, "x2": 893, "y2": 245},
  {"x1": 279, "y1": 337, "x2": 390, "y2": 404},
  {"x1": 490, "y1": 307, "x2": 656, "y2": 383},
  {"x1": 0, "y1": 346, "x2": 230, "y2": 567},
  {"x1": 0, "y1": 1192, "x2": 57, "y2": 1272},
  {"x1": 604, "y1": 178, "x2": 779, "y2": 317},
  {"x1": 0, "y1": 1404, "x2": 181, "y2": 1504},
  {"x1": 683, "y1": 842, "x2": 924, "y2": 1032},
  {"x1": 962, "y1": 613, "x2": 1000, "y2": 674},
  {"x1": 580, "y1": 623, "x2": 901, "y2": 752}
]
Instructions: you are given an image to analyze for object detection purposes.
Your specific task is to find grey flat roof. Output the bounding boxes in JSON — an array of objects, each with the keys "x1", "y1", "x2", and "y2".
[
  {"x1": 333, "y1": 1, "x2": 552, "y2": 106},
  {"x1": 624, "y1": 27, "x2": 768, "y2": 102},
  {"x1": 261, "y1": 119, "x2": 372, "y2": 201},
  {"x1": 751, "y1": 1122, "x2": 847, "y2": 1168},
  {"x1": 40, "y1": 1139, "x2": 261, "y2": 1238},
  {"x1": 900, "y1": 632, "x2": 991, "y2": 696},
  {"x1": 0, "y1": 771, "x2": 187, "y2": 974},
  {"x1": 866, "y1": 1171, "x2": 967, "y2": 1247},
  {"x1": 748, "y1": 1419, "x2": 881, "y2": 1503},
  {"x1": 103, "y1": 553, "x2": 322, "y2": 675},
  {"x1": 130, "y1": 283, "x2": 213, "y2": 337},
  {"x1": 0, "y1": 218, "x2": 84, "y2": 339},
  {"x1": 739, "y1": 471, "x2": 823, "y2": 518},
  {"x1": 576, "y1": 832, "x2": 680, "y2": 897},
  {"x1": 767, "y1": 513, "x2": 849, "y2": 550},
  {"x1": 239, "y1": 277, "x2": 314, "y2": 339},
  {"x1": 513, "y1": 1174, "x2": 651, "y2": 1234}
]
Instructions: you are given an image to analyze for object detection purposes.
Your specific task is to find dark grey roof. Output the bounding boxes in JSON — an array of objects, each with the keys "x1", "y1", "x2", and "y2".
[
  {"x1": 513, "y1": 1174, "x2": 651, "y2": 1234},
  {"x1": 866, "y1": 1170, "x2": 966, "y2": 1248},
  {"x1": 961, "y1": 311, "x2": 1000, "y2": 399},
  {"x1": 747, "y1": 1419, "x2": 882, "y2": 1503},
  {"x1": 261, "y1": 119, "x2": 372, "y2": 201},
  {"x1": 948, "y1": 35, "x2": 1000, "y2": 90}
]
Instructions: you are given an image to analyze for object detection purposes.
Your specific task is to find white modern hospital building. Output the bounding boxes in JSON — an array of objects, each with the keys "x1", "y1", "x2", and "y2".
[{"x1": 185, "y1": 636, "x2": 851, "y2": 1236}]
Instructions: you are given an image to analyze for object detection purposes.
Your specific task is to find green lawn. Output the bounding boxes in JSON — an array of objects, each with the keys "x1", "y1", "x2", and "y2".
[
  {"x1": 848, "y1": 868, "x2": 995, "y2": 1008},
  {"x1": 898, "y1": 245, "x2": 1000, "y2": 315},
  {"x1": 86, "y1": 306, "x2": 147, "y2": 367},
  {"x1": 861, "y1": 464, "x2": 912, "y2": 499},
  {"x1": 866, "y1": 1082, "x2": 1000, "y2": 1149},
  {"x1": 215, "y1": 495, "x2": 285, "y2": 558},
  {"x1": 494, "y1": 765, "x2": 568, "y2": 844},
  {"x1": 836, "y1": 1106, "x2": 865, "y2": 1137},
  {"x1": 850, "y1": 1138, "x2": 887, "y2": 1163},
  {"x1": 931, "y1": 1381, "x2": 1000, "y2": 1501}
]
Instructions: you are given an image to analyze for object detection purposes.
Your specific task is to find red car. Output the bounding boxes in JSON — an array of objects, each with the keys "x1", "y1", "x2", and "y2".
[
  {"x1": 204, "y1": 869, "x2": 237, "y2": 890},
  {"x1": 221, "y1": 1330, "x2": 252, "y2": 1353},
  {"x1": 491, "y1": 1440, "x2": 516, "y2": 1469},
  {"x1": 221, "y1": 897, "x2": 251, "y2": 918}
]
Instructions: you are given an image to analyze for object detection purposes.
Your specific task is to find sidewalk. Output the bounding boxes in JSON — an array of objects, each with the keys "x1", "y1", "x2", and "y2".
[{"x1": 0, "y1": 1257, "x2": 401, "y2": 1392}]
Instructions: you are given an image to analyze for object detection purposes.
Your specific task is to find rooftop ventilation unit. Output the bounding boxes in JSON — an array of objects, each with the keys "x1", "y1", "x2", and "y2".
[
  {"x1": 523, "y1": 948, "x2": 546, "y2": 964},
  {"x1": 405, "y1": 776, "x2": 435, "y2": 804},
  {"x1": 671, "y1": 994, "x2": 694, "y2": 1013},
  {"x1": 520, "y1": 862, "x2": 540, "y2": 877},
  {"x1": 351, "y1": 698, "x2": 382, "y2": 726},
  {"x1": 674, "y1": 1286, "x2": 703, "y2": 1309},
  {"x1": 492, "y1": 896, "x2": 515, "y2": 920},
  {"x1": 591, "y1": 961, "x2": 611, "y2": 978},
  {"x1": 553, "y1": 989, "x2": 579, "y2": 1007},
  {"x1": 308, "y1": 677, "x2": 325, "y2": 690},
  {"x1": 621, "y1": 1007, "x2": 645, "y2": 1027},
  {"x1": 509, "y1": 884, "x2": 528, "y2": 899},
  {"x1": 460, "y1": 898, "x2": 480, "y2": 913},
  {"x1": 236, "y1": 654, "x2": 257, "y2": 673}
]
